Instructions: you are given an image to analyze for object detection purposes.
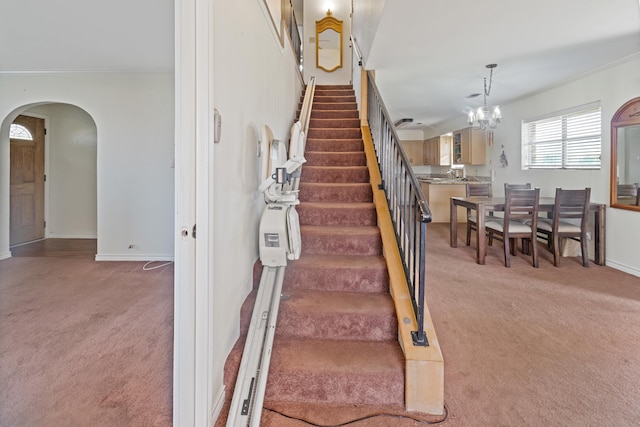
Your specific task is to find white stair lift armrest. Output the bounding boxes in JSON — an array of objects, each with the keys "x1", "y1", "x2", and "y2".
[
  {"x1": 258, "y1": 159, "x2": 305, "y2": 193},
  {"x1": 259, "y1": 122, "x2": 306, "y2": 196},
  {"x1": 289, "y1": 121, "x2": 306, "y2": 163}
]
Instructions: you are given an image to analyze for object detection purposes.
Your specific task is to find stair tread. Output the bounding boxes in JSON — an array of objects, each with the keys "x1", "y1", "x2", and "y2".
[
  {"x1": 270, "y1": 338, "x2": 403, "y2": 374},
  {"x1": 307, "y1": 127, "x2": 361, "y2": 130},
  {"x1": 301, "y1": 224, "x2": 380, "y2": 234},
  {"x1": 304, "y1": 165, "x2": 367, "y2": 169},
  {"x1": 305, "y1": 150, "x2": 364, "y2": 154},
  {"x1": 299, "y1": 201, "x2": 374, "y2": 208},
  {"x1": 300, "y1": 182, "x2": 370, "y2": 187},
  {"x1": 290, "y1": 253, "x2": 386, "y2": 268},
  {"x1": 281, "y1": 288, "x2": 394, "y2": 314}
]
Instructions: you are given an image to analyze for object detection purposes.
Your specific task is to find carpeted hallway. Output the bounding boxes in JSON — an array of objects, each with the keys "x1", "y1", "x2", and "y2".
[
  {"x1": 1, "y1": 223, "x2": 640, "y2": 425},
  {"x1": 427, "y1": 222, "x2": 640, "y2": 426},
  {"x1": 0, "y1": 255, "x2": 173, "y2": 427}
]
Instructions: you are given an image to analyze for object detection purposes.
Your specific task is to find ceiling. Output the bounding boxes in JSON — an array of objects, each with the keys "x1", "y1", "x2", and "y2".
[
  {"x1": 0, "y1": 0, "x2": 174, "y2": 72},
  {"x1": 1, "y1": 0, "x2": 638, "y2": 132},
  {"x1": 366, "y1": 0, "x2": 640, "y2": 130}
]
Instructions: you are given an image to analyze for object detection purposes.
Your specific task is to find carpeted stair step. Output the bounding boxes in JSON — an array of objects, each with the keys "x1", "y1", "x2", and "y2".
[
  {"x1": 309, "y1": 118, "x2": 360, "y2": 128},
  {"x1": 284, "y1": 254, "x2": 389, "y2": 293},
  {"x1": 275, "y1": 289, "x2": 397, "y2": 341},
  {"x1": 313, "y1": 95, "x2": 357, "y2": 103},
  {"x1": 312, "y1": 85, "x2": 355, "y2": 95},
  {"x1": 300, "y1": 225, "x2": 382, "y2": 256},
  {"x1": 310, "y1": 109, "x2": 359, "y2": 119},
  {"x1": 265, "y1": 339, "x2": 405, "y2": 406},
  {"x1": 308, "y1": 127, "x2": 362, "y2": 139},
  {"x1": 298, "y1": 108, "x2": 359, "y2": 120},
  {"x1": 305, "y1": 151, "x2": 366, "y2": 166},
  {"x1": 306, "y1": 138, "x2": 364, "y2": 152},
  {"x1": 310, "y1": 102, "x2": 358, "y2": 111},
  {"x1": 317, "y1": 84, "x2": 353, "y2": 89},
  {"x1": 303, "y1": 86, "x2": 354, "y2": 94},
  {"x1": 298, "y1": 183, "x2": 372, "y2": 203},
  {"x1": 300, "y1": 89, "x2": 356, "y2": 103},
  {"x1": 300, "y1": 165, "x2": 369, "y2": 183},
  {"x1": 297, "y1": 202, "x2": 376, "y2": 226}
]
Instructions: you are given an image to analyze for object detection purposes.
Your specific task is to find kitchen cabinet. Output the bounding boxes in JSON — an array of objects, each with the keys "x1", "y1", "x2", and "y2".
[
  {"x1": 400, "y1": 140, "x2": 424, "y2": 165},
  {"x1": 423, "y1": 135, "x2": 452, "y2": 165},
  {"x1": 452, "y1": 127, "x2": 489, "y2": 165},
  {"x1": 420, "y1": 182, "x2": 467, "y2": 223}
]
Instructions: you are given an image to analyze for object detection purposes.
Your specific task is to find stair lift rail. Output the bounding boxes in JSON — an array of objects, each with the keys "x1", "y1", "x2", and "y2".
[
  {"x1": 288, "y1": 77, "x2": 316, "y2": 195},
  {"x1": 227, "y1": 77, "x2": 316, "y2": 427},
  {"x1": 365, "y1": 70, "x2": 432, "y2": 346}
]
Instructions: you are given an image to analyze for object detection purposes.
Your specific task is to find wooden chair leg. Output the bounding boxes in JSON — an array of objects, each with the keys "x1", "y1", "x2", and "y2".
[
  {"x1": 466, "y1": 222, "x2": 472, "y2": 246},
  {"x1": 531, "y1": 236, "x2": 539, "y2": 268},
  {"x1": 503, "y1": 235, "x2": 511, "y2": 267},
  {"x1": 509, "y1": 238, "x2": 517, "y2": 256},
  {"x1": 580, "y1": 235, "x2": 589, "y2": 268},
  {"x1": 552, "y1": 234, "x2": 561, "y2": 267}
]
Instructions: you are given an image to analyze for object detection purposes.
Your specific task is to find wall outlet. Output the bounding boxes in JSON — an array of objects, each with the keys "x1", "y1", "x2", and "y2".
[{"x1": 128, "y1": 244, "x2": 135, "y2": 249}]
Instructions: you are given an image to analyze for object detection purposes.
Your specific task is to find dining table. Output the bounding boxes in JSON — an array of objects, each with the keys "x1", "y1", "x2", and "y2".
[{"x1": 449, "y1": 196, "x2": 606, "y2": 265}]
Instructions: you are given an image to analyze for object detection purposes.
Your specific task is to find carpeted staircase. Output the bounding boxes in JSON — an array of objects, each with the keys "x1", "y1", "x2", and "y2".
[
  {"x1": 266, "y1": 85, "x2": 404, "y2": 407},
  {"x1": 220, "y1": 85, "x2": 407, "y2": 424}
]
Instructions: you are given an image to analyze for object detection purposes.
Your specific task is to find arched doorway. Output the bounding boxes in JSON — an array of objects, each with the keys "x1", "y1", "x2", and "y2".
[{"x1": 3, "y1": 103, "x2": 97, "y2": 257}]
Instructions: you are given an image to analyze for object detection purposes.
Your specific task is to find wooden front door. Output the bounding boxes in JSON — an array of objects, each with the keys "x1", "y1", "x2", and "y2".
[{"x1": 10, "y1": 115, "x2": 45, "y2": 246}]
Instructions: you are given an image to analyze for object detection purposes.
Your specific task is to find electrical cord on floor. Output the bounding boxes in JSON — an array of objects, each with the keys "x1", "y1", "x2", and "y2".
[
  {"x1": 142, "y1": 260, "x2": 174, "y2": 271},
  {"x1": 263, "y1": 402, "x2": 449, "y2": 426}
]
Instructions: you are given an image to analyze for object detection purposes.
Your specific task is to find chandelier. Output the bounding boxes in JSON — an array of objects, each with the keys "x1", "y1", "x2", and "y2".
[{"x1": 467, "y1": 64, "x2": 502, "y2": 130}]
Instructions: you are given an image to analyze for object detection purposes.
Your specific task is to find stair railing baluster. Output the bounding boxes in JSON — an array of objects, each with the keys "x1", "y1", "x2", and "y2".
[{"x1": 365, "y1": 70, "x2": 432, "y2": 347}]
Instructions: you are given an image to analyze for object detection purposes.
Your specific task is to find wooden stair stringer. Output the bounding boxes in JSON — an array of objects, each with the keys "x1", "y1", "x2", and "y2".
[{"x1": 361, "y1": 124, "x2": 445, "y2": 415}]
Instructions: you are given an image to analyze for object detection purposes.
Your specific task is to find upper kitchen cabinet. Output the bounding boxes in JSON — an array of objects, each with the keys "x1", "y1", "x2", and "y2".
[
  {"x1": 400, "y1": 140, "x2": 424, "y2": 165},
  {"x1": 452, "y1": 127, "x2": 489, "y2": 165},
  {"x1": 423, "y1": 135, "x2": 452, "y2": 165}
]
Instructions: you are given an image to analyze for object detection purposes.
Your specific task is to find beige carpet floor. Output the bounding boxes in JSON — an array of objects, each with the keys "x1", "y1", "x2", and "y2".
[
  {"x1": 425, "y1": 222, "x2": 640, "y2": 427},
  {"x1": 2, "y1": 223, "x2": 640, "y2": 426},
  {"x1": 0, "y1": 257, "x2": 173, "y2": 427}
]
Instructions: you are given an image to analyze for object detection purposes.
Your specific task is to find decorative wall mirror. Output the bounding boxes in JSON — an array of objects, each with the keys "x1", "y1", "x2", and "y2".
[
  {"x1": 610, "y1": 96, "x2": 640, "y2": 211},
  {"x1": 316, "y1": 10, "x2": 343, "y2": 72}
]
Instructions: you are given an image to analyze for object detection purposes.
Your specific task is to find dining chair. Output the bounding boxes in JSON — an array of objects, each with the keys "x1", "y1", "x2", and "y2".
[
  {"x1": 486, "y1": 183, "x2": 533, "y2": 249},
  {"x1": 485, "y1": 187, "x2": 540, "y2": 267},
  {"x1": 465, "y1": 183, "x2": 493, "y2": 246},
  {"x1": 535, "y1": 187, "x2": 591, "y2": 267},
  {"x1": 504, "y1": 182, "x2": 531, "y2": 191}
]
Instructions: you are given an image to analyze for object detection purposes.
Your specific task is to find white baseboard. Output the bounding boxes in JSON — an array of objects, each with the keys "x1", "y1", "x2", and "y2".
[
  {"x1": 605, "y1": 259, "x2": 640, "y2": 278},
  {"x1": 46, "y1": 233, "x2": 97, "y2": 239},
  {"x1": 94, "y1": 253, "x2": 174, "y2": 262},
  {"x1": 211, "y1": 385, "x2": 226, "y2": 426},
  {"x1": 0, "y1": 251, "x2": 11, "y2": 261}
]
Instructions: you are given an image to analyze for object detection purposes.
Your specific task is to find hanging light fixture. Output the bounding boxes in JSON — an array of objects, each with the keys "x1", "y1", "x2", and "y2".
[{"x1": 467, "y1": 63, "x2": 502, "y2": 130}]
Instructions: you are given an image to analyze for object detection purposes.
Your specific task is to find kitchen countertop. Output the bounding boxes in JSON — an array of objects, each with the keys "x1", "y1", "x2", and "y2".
[{"x1": 416, "y1": 175, "x2": 491, "y2": 185}]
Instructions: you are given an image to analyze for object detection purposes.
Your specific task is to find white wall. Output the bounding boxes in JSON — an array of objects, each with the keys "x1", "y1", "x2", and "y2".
[
  {"x1": 0, "y1": 72, "x2": 175, "y2": 261},
  {"x1": 351, "y1": 0, "x2": 385, "y2": 65},
  {"x1": 209, "y1": 0, "x2": 304, "y2": 414},
  {"x1": 303, "y1": 0, "x2": 352, "y2": 85},
  {"x1": 25, "y1": 104, "x2": 97, "y2": 238},
  {"x1": 431, "y1": 57, "x2": 640, "y2": 276}
]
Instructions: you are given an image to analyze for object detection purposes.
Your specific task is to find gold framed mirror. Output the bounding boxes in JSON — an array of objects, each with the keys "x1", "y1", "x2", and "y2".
[
  {"x1": 316, "y1": 11, "x2": 343, "y2": 72},
  {"x1": 610, "y1": 96, "x2": 640, "y2": 211}
]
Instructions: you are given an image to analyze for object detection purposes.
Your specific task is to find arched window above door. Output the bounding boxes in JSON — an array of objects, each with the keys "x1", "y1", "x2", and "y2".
[{"x1": 10, "y1": 123, "x2": 33, "y2": 140}]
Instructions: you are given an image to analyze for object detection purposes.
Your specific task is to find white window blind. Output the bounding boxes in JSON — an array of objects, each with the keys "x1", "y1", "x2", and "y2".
[{"x1": 522, "y1": 104, "x2": 601, "y2": 169}]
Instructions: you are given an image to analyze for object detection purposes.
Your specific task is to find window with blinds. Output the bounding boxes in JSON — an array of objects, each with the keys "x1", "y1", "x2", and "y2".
[{"x1": 521, "y1": 104, "x2": 601, "y2": 169}]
